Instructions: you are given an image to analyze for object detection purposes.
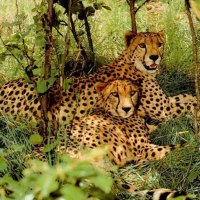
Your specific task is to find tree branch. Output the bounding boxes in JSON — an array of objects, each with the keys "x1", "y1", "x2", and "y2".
[
  {"x1": 135, "y1": 0, "x2": 151, "y2": 14},
  {"x1": 40, "y1": 0, "x2": 54, "y2": 141},
  {"x1": 129, "y1": 0, "x2": 137, "y2": 34},
  {"x1": 185, "y1": 0, "x2": 200, "y2": 138}
]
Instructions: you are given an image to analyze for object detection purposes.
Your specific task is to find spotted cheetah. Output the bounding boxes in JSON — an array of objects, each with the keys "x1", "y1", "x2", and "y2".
[
  {"x1": 0, "y1": 31, "x2": 197, "y2": 128},
  {"x1": 30, "y1": 80, "x2": 183, "y2": 167}
]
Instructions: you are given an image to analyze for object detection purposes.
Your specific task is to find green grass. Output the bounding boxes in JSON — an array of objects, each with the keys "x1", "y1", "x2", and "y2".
[{"x1": 0, "y1": 0, "x2": 200, "y2": 198}]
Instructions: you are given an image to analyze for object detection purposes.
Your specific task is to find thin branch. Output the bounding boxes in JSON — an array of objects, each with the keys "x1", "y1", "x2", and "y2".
[
  {"x1": 80, "y1": 2, "x2": 95, "y2": 61},
  {"x1": 185, "y1": 0, "x2": 200, "y2": 138},
  {"x1": 68, "y1": 13, "x2": 88, "y2": 63},
  {"x1": 135, "y1": 0, "x2": 151, "y2": 13},
  {"x1": 0, "y1": 36, "x2": 24, "y2": 68},
  {"x1": 129, "y1": 0, "x2": 137, "y2": 34}
]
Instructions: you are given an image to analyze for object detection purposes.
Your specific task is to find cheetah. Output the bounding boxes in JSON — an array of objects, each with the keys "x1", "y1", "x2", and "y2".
[
  {"x1": 53, "y1": 79, "x2": 183, "y2": 167},
  {"x1": 0, "y1": 31, "x2": 197, "y2": 127},
  {"x1": 29, "y1": 79, "x2": 193, "y2": 200}
]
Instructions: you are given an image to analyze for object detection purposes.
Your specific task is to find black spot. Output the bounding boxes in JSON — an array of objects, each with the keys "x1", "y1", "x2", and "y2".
[
  {"x1": 146, "y1": 191, "x2": 154, "y2": 196},
  {"x1": 121, "y1": 184, "x2": 130, "y2": 189},
  {"x1": 173, "y1": 191, "x2": 187, "y2": 197},
  {"x1": 34, "y1": 98, "x2": 39, "y2": 104},
  {"x1": 25, "y1": 106, "x2": 29, "y2": 111},
  {"x1": 22, "y1": 90, "x2": 26, "y2": 95},
  {"x1": 8, "y1": 91, "x2": 13, "y2": 96},
  {"x1": 28, "y1": 94, "x2": 33, "y2": 100},
  {"x1": 166, "y1": 107, "x2": 170, "y2": 111},
  {"x1": 69, "y1": 88, "x2": 73, "y2": 93},
  {"x1": 146, "y1": 100, "x2": 150, "y2": 104},
  {"x1": 62, "y1": 116, "x2": 66, "y2": 121},
  {"x1": 15, "y1": 91, "x2": 20, "y2": 95},
  {"x1": 64, "y1": 109, "x2": 69, "y2": 113},
  {"x1": 159, "y1": 192, "x2": 171, "y2": 199},
  {"x1": 80, "y1": 110, "x2": 85, "y2": 114},
  {"x1": 18, "y1": 82, "x2": 23, "y2": 87},
  {"x1": 1, "y1": 91, "x2": 5, "y2": 96},
  {"x1": 5, "y1": 107, "x2": 9, "y2": 112},
  {"x1": 81, "y1": 85, "x2": 85, "y2": 89},
  {"x1": 151, "y1": 152, "x2": 156, "y2": 157},
  {"x1": 16, "y1": 102, "x2": 21, "y2": 108}
]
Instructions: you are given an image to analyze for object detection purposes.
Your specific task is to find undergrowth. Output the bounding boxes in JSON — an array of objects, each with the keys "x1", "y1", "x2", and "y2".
[{"x1": 0, "y1": 0, "x2": 200, "y2": 199}]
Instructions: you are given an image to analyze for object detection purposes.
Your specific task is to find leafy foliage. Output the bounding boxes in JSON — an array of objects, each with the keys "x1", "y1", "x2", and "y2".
[
  {"x1": 0, "y1": 0, "x2": 200, "y2": 199},
  {"x1": 0, "y1": 156, "x2": 113, "y2": 200}
]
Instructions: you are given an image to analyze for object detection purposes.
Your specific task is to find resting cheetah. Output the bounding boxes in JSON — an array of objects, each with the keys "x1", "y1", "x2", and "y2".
[
  {"x1": 0, "y1": 31, "x2": 197, "y2": 127},
  {"x1": 30, "y1": 80, "x2": 182, "y2": 166},
  {"x1": 28, "y1": 79, "x2": 193, "y2": 200}
]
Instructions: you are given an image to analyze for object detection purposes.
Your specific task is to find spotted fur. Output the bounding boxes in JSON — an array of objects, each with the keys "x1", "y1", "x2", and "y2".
[{"x1": 0, "y1": 31, "x2": 197, "y2": 126}]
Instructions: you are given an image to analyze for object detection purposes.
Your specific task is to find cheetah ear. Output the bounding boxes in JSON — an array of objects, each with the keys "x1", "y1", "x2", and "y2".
[
  {"x1": 95, "y1": 82, "x2": 108, "y2": 92},
  {"x1": 125, "y1": 31, "x2": 137, "y2": 47},
  {"x1": 158, "y1": 30, "x2": 166, "y2": 41}
]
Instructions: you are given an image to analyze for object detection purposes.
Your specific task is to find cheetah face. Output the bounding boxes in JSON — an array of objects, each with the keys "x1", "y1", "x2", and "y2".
[
  {"x1": 125, "y1": 31, "x2": 165, "y2": 75},
  {"x1": 96, "y1": 80, "x2": 139, "y2": 118}
]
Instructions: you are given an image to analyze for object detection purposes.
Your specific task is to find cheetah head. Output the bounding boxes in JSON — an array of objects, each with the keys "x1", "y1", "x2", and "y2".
[
  {"x1": 125, "y1": 31, "x2": 165, "y2": 75},
  {"x1": 95, "y1": 79, "x2": 139, "y2": 118}
]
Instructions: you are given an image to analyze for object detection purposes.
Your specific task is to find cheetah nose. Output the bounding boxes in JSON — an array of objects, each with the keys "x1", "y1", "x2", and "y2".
[
  {"x1": 149, "y1": 55, "x2": 159, "y2": 62},
  {"x1": 122, "y1": 107, "x2": 131, "y2": 113}
]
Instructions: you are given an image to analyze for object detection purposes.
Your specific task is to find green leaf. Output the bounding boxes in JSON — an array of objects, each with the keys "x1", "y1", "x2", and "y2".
[
  {"x1": 36, "y1": 79, "x2": 48, "y2": 93},
  {"x1": 0, "y1": 55, "x2": 6, "y2": 64},
  {"x1": 89, "y1": 174, "x2": 113, "y2": 193},
  {"x1": 29, "y1": 134, "x2": 43, "y2": 145},
  {"x1": 36, "y1": 77, "x2": 56, "y2": 94},
  {"x1": 36, "y1": 171, "x2": 58, "y2": 198},
  {"x1": 63, "y1": 78, "x2": 72, "y2": 90},
  {"x1": 0, "y1": 157, "x2": 7, "y2": 171},
  {"x1": 35, "y1": 35, "x2": 45, "y2": 46},
  {"x1": 60, "y1": 184, "x2": 87, "y2": 200},
  {"x1": 32, "y1": 68, "x2": 44, "y2": 76},
  {"x1": 69, "y1": 162, "x2": 97, "y2": 178},
  {"x1": 43, "y1": 139, "x2": 59, "y2": 153},
  {"x1": 188, "y1": 170, "x2": 199, "y2": 182},
  {"x1": 10, "y1": 144, "x2": 25, "y2": 152}
]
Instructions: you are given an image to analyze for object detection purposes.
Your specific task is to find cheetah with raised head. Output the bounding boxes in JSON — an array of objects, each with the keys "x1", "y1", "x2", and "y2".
[{"x1": 0, "y1": 31, "x2": 197, "y2": 127}]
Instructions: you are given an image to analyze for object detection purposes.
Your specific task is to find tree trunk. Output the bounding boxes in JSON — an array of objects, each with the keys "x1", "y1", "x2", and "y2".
[
  {"x1": 129, "y1": 0, "x2": 137, "y2": 34},
  {"x1": 185, "y1": 0, "x2": 200, "y2": 138},
  {"x1": 41, "y1": 0, "x2": 54, "y2": 141}
]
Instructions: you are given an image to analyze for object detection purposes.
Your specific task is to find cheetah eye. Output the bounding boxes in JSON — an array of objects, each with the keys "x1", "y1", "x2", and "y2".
[
  {"x1": 139, "y1": 43, "x2": 146, "y2": 48},
  {"x1": 157, "y1": 42, "x2": 163, "y2": 47},
  {"x1": 130, "y1": 91, "x2": 136, "y2": 96},
  {"x1": 111, "y1": 92, "x2": 119, "y2": 97}
]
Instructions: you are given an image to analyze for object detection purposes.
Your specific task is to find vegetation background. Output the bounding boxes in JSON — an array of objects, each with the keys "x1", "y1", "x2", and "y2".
[{"x1": 0, "y1": 0, "x2": 200, "y2": 199}]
